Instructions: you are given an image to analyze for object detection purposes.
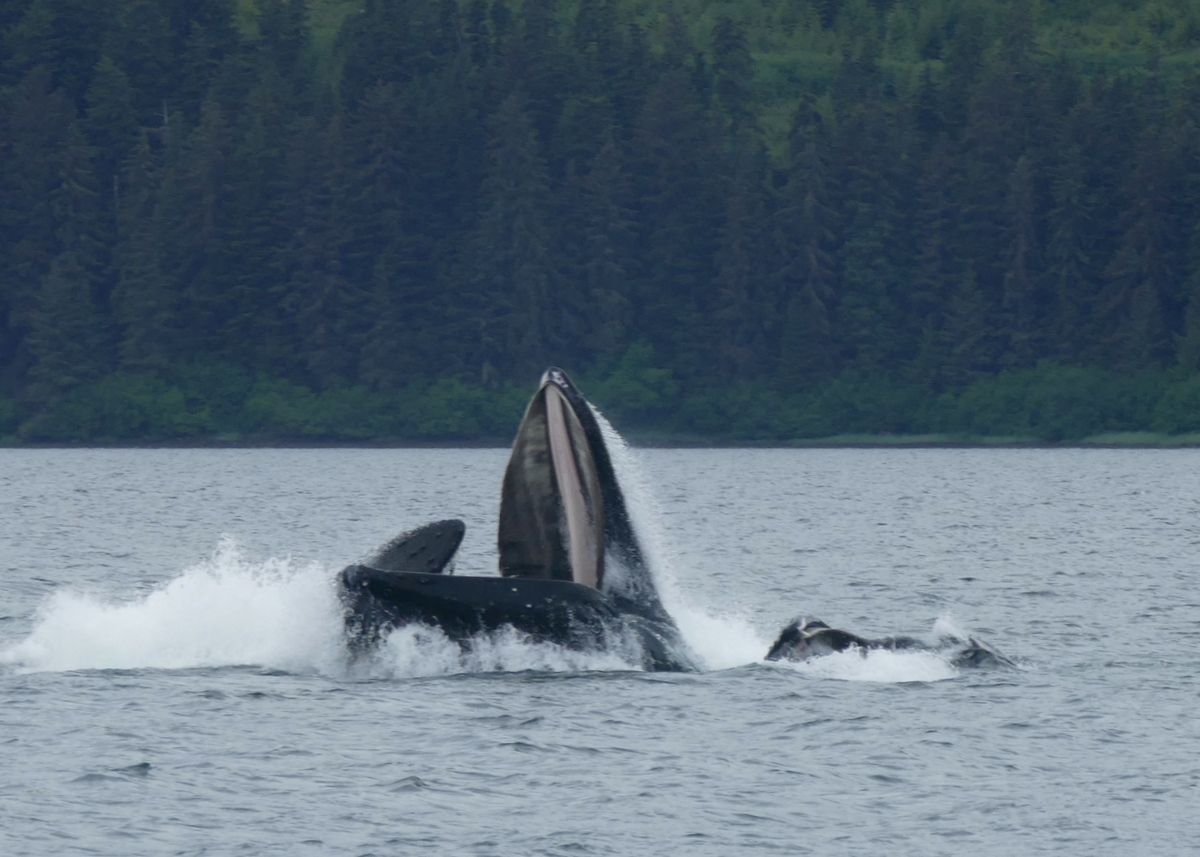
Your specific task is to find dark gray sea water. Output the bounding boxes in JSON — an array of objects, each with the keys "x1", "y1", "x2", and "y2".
[{"x1": 2, "y1": 446, "x2": 1198, "y2": 855}]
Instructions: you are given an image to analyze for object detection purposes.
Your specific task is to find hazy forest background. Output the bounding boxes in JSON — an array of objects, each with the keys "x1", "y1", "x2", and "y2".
[{"x1": 4, "y1": 0, "x2": 1200, "y2": 443}]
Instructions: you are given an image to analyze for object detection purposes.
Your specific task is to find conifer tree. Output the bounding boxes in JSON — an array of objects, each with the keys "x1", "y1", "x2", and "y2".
[
  {"x1": 629, "y1": 68, "x2": 721, "y2": 378},
  {"x1": 0, "y1": 68, "x2": 77, "y2": 374},
  {"x1": 83, "y1": 56, "x2": 138, "y2": 209},
  {"x1": 1099, "y1": 126, "x2": 1177, "y2": 369},
  {"x1": 258, "y1": 0, "x2": 309, "y2": 82},
  {"x1": 909, "y1": 134, "x2": 962, "y2": 388},
  {"x1": 834, "y1": 96, "x2": 913, "y2": 371},
  {"x1": 113, "y1": 131, "x2": 173, "y2": 373},
  {"x1": 711, "y1": 17, "x2": 755, "y2": 135},
  {"x1": 346, "y1": 83, "x2": 430, "y2": 388},
  {"x1": 27, "y1": 250, "x2": 107, "y2": 401},
  {"x1": 775, "y1": 97, "x2": 839, "y2": 388},
  {"x1": 27, "y1": 120, "x2": 110, "y2": 400},
  {"x1": 2, "y1": 0, "x2": 109, "y2": 105},
  {"x1": 466, "y1": 90, "x2": 563, "y2": 378},
  {"x1": 559, "y1": 133, "x2": 637, "y2": 359},
  {"x1": 943, "y1": 263, "x2": 1002, "y2": 383},
  {"x1": 1002, "y1": 154, "x2": 1040, "y2": 365},
  {"x1": 512, "y1": 0, "x2": 569, "y2": 144},
  {"x1": 712, "y1": 142, "x2": 771, "y2": 380},
  {"x1": 1044, "y1": 141, "x2": 1096, "y2": 363},
  {"x1": 153, "y1": 96, "x2": 235, "y2": 360},
  {"x1": 100, "y1": 0, "x2": 173, "y2": 124},
  {"x1": 572, "y1": 0, "x2": 621, "y2": 90}
]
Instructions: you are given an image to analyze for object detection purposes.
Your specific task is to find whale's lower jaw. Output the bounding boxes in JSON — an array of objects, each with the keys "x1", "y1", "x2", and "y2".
[{"x1": 339, "y1": 565, "x2": 691, "y2": 671}]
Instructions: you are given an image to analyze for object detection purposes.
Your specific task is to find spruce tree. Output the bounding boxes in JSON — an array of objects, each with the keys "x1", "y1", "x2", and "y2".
[
  {"x1": 711, "y1": 17, "x2": 755, "y2": 135},
  {"x1": 775, "y1": 97, "x2": 839, "y2": 389},
  {"x1": 113, "y1": 131, "x2": 174, "y2": 373},
  {"x1": 712, "y1": 142, "x2": 771, "y2": 381},
  {"x1": 1002, "y1": 154, "x2": 1040, "y2": 365},
  {"x1": 83, "y1": 56, "x2": 138, "y2": 209},
  {"x1": 466, "y1": 90, "x2": 563, "y2": 379},
  {"x1": 1099, "y1": 126, "x2": 1177, "y2": 369},
  {"x1": 629, "y1": 68, "x2": 721, "y2": 380},
  {"x1": 0, "y1": 68, "x2": 77, "y2": 377},
  {"x1": 908, "y1": 134, "x2": 963, "y2": 389},
  {"x1": 559, "y1": 133, "x2": 637, "y2": 360},
  {"x1": 27, "y1": 121, "x2": 110, "y2": 401}
]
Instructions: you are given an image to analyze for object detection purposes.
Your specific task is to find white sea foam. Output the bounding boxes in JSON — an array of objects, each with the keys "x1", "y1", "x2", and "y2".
[
  {"x1": 1, "y1": 539, "x2": 345, "y2": 674},
  {"x1": 360, "y1": 623, "x2": 643, "y2": 679},
  {"x1": 932, "y1": 614, "x2": 969, "y2": 641},
  {"x1": 1, "y1": 539, "x2": 647, "y2": 678},
  {"x1": 776, "y1": 645, "x2": 960, "y2": 682}
]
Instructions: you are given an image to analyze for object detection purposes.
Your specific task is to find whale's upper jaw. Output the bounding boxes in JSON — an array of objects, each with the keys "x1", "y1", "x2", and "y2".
[{"x1": 541, "y1": 367, "x2": 569, "y2": 390}]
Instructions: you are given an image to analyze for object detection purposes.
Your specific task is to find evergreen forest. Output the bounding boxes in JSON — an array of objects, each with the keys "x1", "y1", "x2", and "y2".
[{"x1": 5, "y1": 0, "x2": 1200, "y2": 443}]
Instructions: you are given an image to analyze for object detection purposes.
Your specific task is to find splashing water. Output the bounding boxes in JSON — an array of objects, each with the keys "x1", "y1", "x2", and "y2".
[
  {"x1": 774, "y1": 645, "x2": 960, "y2": 683},
  {"x1": 592, "y1": 408, "x2": 969, "y2": 682},
  {"x1": 363, "y1": 624, "x2": 645, "y2": 679},
  {"x1": 1, "y1": 538, "x2": 653, "y2": 678},
  {"x1": 592, "y1": 409, "x2": 783, "y2": 670},
  {"x1": 1, "y1": 540, "x2": 346, "y2": 675},
  {"x1": 3, "y1": 435, "x2": 974, "y2": 683}
]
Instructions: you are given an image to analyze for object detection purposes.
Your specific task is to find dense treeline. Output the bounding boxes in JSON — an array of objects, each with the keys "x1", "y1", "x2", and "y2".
[{"x1": 4, "y1": 0, "x2": 1200, "y2": 442}]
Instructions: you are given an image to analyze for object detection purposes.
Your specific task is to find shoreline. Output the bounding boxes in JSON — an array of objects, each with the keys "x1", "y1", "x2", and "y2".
[{"x1": 4, "y1": 431, "x2": 1200, "y2": 450}]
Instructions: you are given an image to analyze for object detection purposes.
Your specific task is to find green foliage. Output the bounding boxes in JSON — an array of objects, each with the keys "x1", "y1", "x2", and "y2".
[
  {"x1": 0, "y1": 391, "x2": 18, "y2": 436},
  {"x1": 934, "y1": 364, "x2": 1168, "y2": 441},
  {"x1": 1152, "y1": 376, "x2": 1200, "y2": 433},
  {"x1": 242, "y1": 377, "x2": 398, "y2": 438},
  {"x1": 10, "y1": 368, "x2": 531, "y2": 441},
  {"x1": 395, "y1": 377, "x2": 528, "y2": 439},
  {"x1": 19, "y1": 374, "x2": 212, "y2": 441},
  {"x1": 584, "y1": 342, "x2": 680, "y2": 427},
  {"x1": 672, "y1": 382, "x2": 783, "y2": 438}
]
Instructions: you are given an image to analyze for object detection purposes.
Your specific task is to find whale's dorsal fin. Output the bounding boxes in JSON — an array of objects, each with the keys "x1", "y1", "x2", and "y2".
[{"x1": 366, "y1": 519, "x2": 465, "y2": 575}]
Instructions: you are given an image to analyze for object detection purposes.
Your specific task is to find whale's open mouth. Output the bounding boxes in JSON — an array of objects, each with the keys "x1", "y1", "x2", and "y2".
[
  {"x1": 498, "y1": 368, "x2": 609, "y2": 588},
  {"x1": 496, "y1": 368, "x2": 673, "y2": 628}
]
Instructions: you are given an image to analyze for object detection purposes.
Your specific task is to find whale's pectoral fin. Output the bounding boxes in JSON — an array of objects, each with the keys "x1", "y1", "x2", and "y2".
[
  {"x1": 950, "y1": 636, "x2": 1015, "y2": 669},
  {"x1": 365, "y1": 519, "x2": 466, "y2": 575},
  {"x1": 766, "y1": 617, "x2": 865, "y2": 661}
]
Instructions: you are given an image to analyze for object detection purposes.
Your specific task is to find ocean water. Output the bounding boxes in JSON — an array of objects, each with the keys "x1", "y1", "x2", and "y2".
[{"x1": 1, "y1": 446, "x2": 1198, "y2": 855}]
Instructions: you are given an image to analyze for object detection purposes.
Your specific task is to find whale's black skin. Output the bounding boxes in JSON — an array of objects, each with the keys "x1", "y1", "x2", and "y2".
[
  {"x1": 765, "y1": 617, "x2": 1013, "y2": 669},
  {"x1": 338, "y1": 369, "x2": 695, "y2": 671},
  {"x1": 340, "y1": 558, "x2": 684, "y2": 669}
]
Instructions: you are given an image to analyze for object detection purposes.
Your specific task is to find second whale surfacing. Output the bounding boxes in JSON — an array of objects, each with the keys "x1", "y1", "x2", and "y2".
[
  {"x1": 338, "y1": 368, "x2": 695, "y2": 671},
  {"x1": 337, "y1": 367, "x2": 1010, "y2": 672},
  {"x1": 764, "y1": 617, "x2": 1013, "y2": 669}
]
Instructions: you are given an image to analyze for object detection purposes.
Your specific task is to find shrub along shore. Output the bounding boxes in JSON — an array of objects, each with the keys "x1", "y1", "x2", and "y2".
[{"x1": 5, "y1": 357, "x2": 1200, "y2": 446}]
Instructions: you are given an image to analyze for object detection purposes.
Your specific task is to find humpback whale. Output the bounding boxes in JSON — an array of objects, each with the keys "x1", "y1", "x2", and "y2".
[
  {"x1": 339, "y1": 368, "x2": 695, "y2": 671},
  {"x1": 338, "y1": 367, "x2": 1008, "y2": 672},
  {"x1": 765, "y1": 617, "x2": 1012, "y2": 668}
]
